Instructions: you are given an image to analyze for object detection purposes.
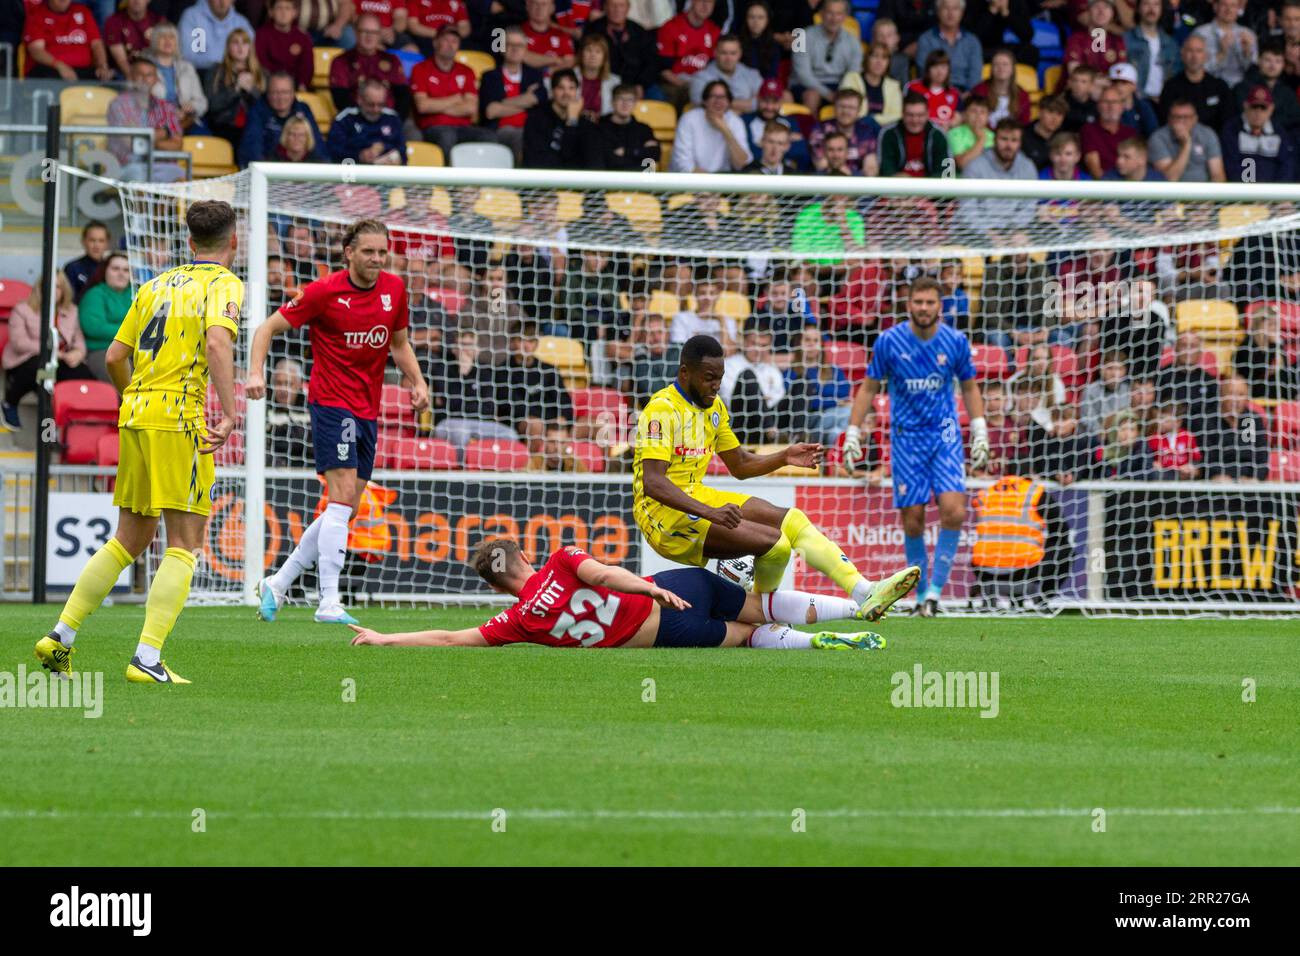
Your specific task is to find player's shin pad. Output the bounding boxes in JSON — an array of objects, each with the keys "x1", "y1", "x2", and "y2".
[{"x1": 779, "y1": 507, "x2": 864, "y2": 597}]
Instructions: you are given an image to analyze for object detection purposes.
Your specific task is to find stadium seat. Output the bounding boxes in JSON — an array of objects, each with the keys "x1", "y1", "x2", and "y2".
[
  {"x1": 473, "y1": 186, "x2": 523, "y2": 223},
  {"x1": 1176, "y1": 298, "x2": 1241, "y2": 337},
  {"x1": 570, "y1": 386, "x2": 625, "y2": 420},
  {"x1": 980, "y1": 61, "x2": 1039, "y2": 92},
  {"x1": 715, "y1": 290, "x2": 751, "y2": 324},
  {"x1": 556, "y1": 189, "x2": 584, "y2": 223},
  {"x1": 634, "y1": 99, "x2": 677, "y2": 141},
  {"x1": 1041, "y1": 64, "x2": 1062, "y2": 93},
  {"x1": 380, "y1": 383, "x2": 417, "y2": 433},
  {"x1": 970, "y1": 342, "x2": 1010, "y2": 380},
  {"x1": 647, "y1": 289, "x2": 680, "y2": 318},
  {"x1": 206, "y1": 381, "x2": 248, "y2": 424},
  {"x1": 1013, "y1": 345, "x2": 1087, "y2": 390},
  {"x1": 0, "y1": 322, "x2": 7, "y2": 359},
  {"x1": 63, "y1": 423, "x2": 117, "y2": 465},
  {"x1": 819, "y1": 104, "x2": 834, "y2": 120},
  {"x1": 212, "y1": 428, "x2": 245, "y2": 466},
  {"x1": 313, "y1": 46, "x2": 342, "y2": 89},
  {"x1": 536, "y1": 336, "x2": 589, "y2": 387},
  {"x1": 823, "y1": 340, "x2": 869, "y2": 381},
  {"x1": 813, "y1": 10, "x2": 859, "y2": 34},
  {"x1": 606, "y1": 191, "x2": 661, "y2": 232},
  {"x1": 95, "y1": 430, "x2": 120, "y2": 467},
  {"x1": 0, "y1": 278, "x2": 32, "y2": 319},
  {"x1": 54, "y1": 380, "x2": 119, "y2": 432},
  {"x1": 1218, "y1": 204, "x2": 1270, "y2": 237},
  {"x1": 184, "y1": 135, "x2": 237, "y2": 178},
  {"x1": 571, "y1": 441, "x2": 607, "y2": 473},
  {"x1": 455, "y1": 49, "x2": 496, "y2": 79},
  {"x1": 450, "y1": 141, "x2": 515, "y2": 168},
  {"x1": 779, "y1": 102, "x2": 811, "y2": 117},
  {"x1": 296, "y1": 90, "x2": 335, "y2": 132},
  {"x1": 464, "y1": 439, "x2": 531, "y2": 471},
  {"x1": 1270, "y1": 450, "x2": 1300, "y2": 481},
  {"x1": 1273, "y1": 400, "x2": 1300, "y2": 448},
  {"x1": 59, "y1": 85, "x2": 116, "y2": 125},
  {"x1": 406, "y1": 141, "x2": 445, "y2": 167},
  {"x1": 378, "y1": 436, "x2": 459, "y2": 470}
]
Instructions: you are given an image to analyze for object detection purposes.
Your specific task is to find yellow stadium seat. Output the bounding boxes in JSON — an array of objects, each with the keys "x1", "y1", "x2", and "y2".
[
  {"x1": 1043, "y1": 64, "x2": 1062, "y2": 93},
  {"x1": 1176, "y1": 299, "x2": 1241, "y2": 337},
  {"x1": 648, "y1": 289, "x2": 681, "y2": 318},
  {"x1": 666, "y1": 192, "x2": 695, "y2": 211},
  {"x1": 813, "y1": 12, "x2": 859, "y2": 35},
  {"x1": 715, "y1": 290, "x2": 751, "y2": 324},
  {"x1": 657, "y1": 142, "x2": 671, "y2": 169},
  {"x1": 634, "y1": 99, "x2": 678, "y2": 140},
  {"x1": 473, "y1": 186, "x2": 523, "y2": 223},
  {"x1": 428, "y1": 186, "x2": 452, "y2": 217},
  {"x1": 296, "y1": 90, "x2": 335, "y2": 132},
  {"x1": 556, "y1": 189, "x2": 584, "y2": 223},
  {"x1": 183, "y1": 135, "x2": 237, "y2": 178},
  {"x1": 313, "y1": 46, "x2": 342, "y2": 90},
  {"x1": 406, "y1": 141, "x2": 445, "y2": 167},
  {"x1": 1219, "y1": 204, "x2": 1270, "y2": 233},
  {"x1": 779, "y1": 102, "x2": 811, "y2": 117},
  {"x1": 455, "y1": 49, "x2": 496, "y2": 79},
  {"x1": 536, "y1": 336, "x2": 589, "y2": 387},
  {"x1": 819, "y1": 104, "x2": 834, "y2": 121},
  {"x1": 980, "y1": 62, "x2": 1040, "y2": 92},
  {"x1": 60, "y1": 86, "x2": 116, "y2": 126},
  {"x1": 607, "y1": 191, "x2": 662, "y2": 232}
]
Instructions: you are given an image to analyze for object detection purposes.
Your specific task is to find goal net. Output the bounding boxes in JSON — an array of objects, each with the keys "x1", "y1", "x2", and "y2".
[{"x1": 96, "y1": 164, "x2": 1300, "y2": 615}]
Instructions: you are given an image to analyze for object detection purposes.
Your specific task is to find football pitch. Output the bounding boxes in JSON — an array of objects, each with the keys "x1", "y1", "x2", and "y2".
[{"x1": 1, "y1": 605, "x2": 1296, "y2": 866}]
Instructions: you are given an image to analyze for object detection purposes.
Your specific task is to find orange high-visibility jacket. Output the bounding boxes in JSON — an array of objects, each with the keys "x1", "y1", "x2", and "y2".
[{"x1": 972, "y1": 475, "x2": 1046, "y2": 569}]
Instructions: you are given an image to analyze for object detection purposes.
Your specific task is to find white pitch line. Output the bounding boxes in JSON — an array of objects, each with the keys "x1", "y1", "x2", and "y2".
[{"x1": 1, "y1": 807, "x2": 1299, "y2": 821}]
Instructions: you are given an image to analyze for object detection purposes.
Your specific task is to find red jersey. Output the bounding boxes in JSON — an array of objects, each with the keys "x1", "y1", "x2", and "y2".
[
  {"x1": 478, "y1": 548, "x2": 654, "y2": 648},
  {"x1": 281, "y1": 270, "x2": 409, "y2": 420},
  {"x1": 525, "y1": 22, "x2": 575, "y2": 65},
  {"x1": 657, "y1": 13, "x2": 719, "y2": 75},
  {"x1": 405, "y1": 0, "x2": 468, "y2": 30},
  {"x1": 554, "y1": 0, "x2": 592, "y2": 32},
  {"x1": 410, "y1": 58, "x2": 477, "y2": 128},
  {"x1": 356, "y1": 0, "x2": 400, "y2": 28},
  {"x1": 103, "y1": 9, "x2": 161, "y2": 57},
  {"x1": 496, "y1": 67, "x2": 528, "y2": 128},
  {"x1": 22, "y1": 2, "x2": 101, "y2": 74},
  {"x1": 905, "y1": 81, "x2": 961, "y2": 129},
  {"x1": 1148, "y1": 430, "x2": 1201, "y2": 471}
]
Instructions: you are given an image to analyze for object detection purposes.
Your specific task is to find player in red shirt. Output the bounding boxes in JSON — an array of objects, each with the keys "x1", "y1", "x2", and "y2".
[
  {"x1": 348, "y1": 540, "x2": 892, "y2": 649},
  {"x1": 23, "y1": 0, "x2": 111, "y2": 81},
  {"x1": 246, "y1": 219, "x2": 431, "y2": 625},
  {"x1": 523, "y1": 0, "x2": 576, "y2": 73}
]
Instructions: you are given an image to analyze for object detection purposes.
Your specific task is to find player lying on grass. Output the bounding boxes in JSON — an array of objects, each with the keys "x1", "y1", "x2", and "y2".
[
  {"x1": 348, "y1": 539, "x2": 918, "y2": 649},
  {"x1": 633, "y1": 334, "x2": 919, "y2": 620}
]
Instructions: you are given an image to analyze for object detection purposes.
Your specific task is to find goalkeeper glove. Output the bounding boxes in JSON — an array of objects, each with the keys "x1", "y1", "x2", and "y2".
[
  {"x1": 841, "y1": 424, "x2": 863, "y2": 465},
  {"x1": 969, "y1": 416, "x2": 990, "y2": 472}
]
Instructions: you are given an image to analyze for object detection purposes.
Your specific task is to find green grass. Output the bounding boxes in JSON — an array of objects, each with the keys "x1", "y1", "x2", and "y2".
[{"x1": 1, "y1": 605, "x2": 1297, "y2": 865}]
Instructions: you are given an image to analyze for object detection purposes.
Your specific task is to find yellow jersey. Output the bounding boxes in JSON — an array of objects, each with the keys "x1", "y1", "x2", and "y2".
[
  {"x1": 113, "y1": 262, "x2": 243, "y2": 432},
  {"x1": 633, "y1": 382, "x2": 740, "y2": 504}
]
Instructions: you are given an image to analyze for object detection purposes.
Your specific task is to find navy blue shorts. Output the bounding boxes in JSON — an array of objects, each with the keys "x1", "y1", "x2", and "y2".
[
  {"x1": 652, "y1": 568, "x2": 748, "y2": 648},
  {"x1": 309, "y1": 403, "x2": 378, "y2": 481}
]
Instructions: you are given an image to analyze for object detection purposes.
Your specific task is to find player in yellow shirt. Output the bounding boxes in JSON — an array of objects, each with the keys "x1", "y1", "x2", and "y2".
[
  {"x1": 34, "y1": 200, "x2": 243, "y2": 685},
  {"x1": 634, "y1": 335, "x2": 919, "y2": 620}
]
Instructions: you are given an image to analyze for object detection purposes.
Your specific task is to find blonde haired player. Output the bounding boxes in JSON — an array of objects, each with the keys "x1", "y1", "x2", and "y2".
[
  {"x1": 34, "y1": 200, "x2": 243, "y2": 684},
  {"x1": 634, "y1": 334, "x2": 919, "y2": 619}
]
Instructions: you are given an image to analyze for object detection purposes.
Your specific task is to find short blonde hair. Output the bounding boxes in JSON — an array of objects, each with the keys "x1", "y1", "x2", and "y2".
[{"x1": 279, "y1": 115, "x2": 316, "y2": 155}]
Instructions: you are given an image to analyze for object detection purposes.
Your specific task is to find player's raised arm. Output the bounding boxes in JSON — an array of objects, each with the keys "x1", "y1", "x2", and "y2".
[
  {"x1": 842, "y1": 377, "x2": 882, "y2": 464},
  {"x1": 717, "y1": 442, "x2": 824, "y2": 479},
  {"x1": 243, "y1": 311, "x2": 294, "y2": 401},
  {"x1": 348, "y1": 623, "x2": 490, "y2": 647},
  {"x1": 573, "y1": 554, "x2": 691, "y2": 610}
]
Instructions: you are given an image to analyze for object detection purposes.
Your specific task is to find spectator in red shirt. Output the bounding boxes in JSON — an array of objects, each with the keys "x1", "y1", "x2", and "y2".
[
  {"x1": 256, "y1": 0, "x2": 315, "y2": 89},
  {"x1": 1081, "y1": 85, "x2": 1137, "y2": 177},
  {"x1": 524, "y1": 0, "x2": 577, "y2": 74},
  {"x1": 1148, "y1": 403, "x2": 1202, "y2": 478},
  {"x1": 356, "y1": 0, "x2": 403, "y2": 47},
  {"x1": 404, "y1": 0, "x2": 470, "y2": 58},
  {"x1": 412, "y1": 24, "x2": 496, "y2": 154},
  {"x1": 329, "y1": 13, "x2": 410, "y2": 114},
  {"x1": 104, "y1": 0, "x2": 164, "y2": 78},
  {"x1": 480, "y1": 25, "x2": 548, "y2": 163},
  {"x1": 905, "y1": 49, "x2": 962, "y2": 130},
  {"x1": 657, "y1": 0, "x2": 720, "y2": 108},
  {"x1": 23, "y1": 0, "x2": 111, "y2": 81},
  {"x1": 1059, "y1": 0, "x2": 1127, "y2": 91}
]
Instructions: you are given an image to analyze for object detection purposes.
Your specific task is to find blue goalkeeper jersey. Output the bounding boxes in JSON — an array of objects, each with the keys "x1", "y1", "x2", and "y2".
[{"x1": 866, "y1": 321, "x2": 975, "y2": 433}]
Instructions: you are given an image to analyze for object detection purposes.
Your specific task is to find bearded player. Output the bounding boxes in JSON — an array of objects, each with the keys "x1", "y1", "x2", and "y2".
[
  {"x1": 348, "y1": 539, "x2": 887, "y2": 649},
  {"x1": 633, "y1": 335, "x2": 919, "y2": 621},
  {"x1": 245, "y1": 219, "x2": 430, "y2": 625},
  {"x1": 841, "y1": 277, "x2": 988, "y2": 617}
]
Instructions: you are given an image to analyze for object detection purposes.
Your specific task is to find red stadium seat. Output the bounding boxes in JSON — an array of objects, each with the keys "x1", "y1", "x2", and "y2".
[
  {"x1": 377, "y1": 436, "x2": 459, "y2": 470},
  {"x1": 571, "y1": 441, "x2": 607, "y2": 473},
  {"x1": 464, "y1": 438, "x2": 530, "y2": 471},
  {"x1": 0, "y1": 321, "x2": 8, "y2": 359},
  {"x1": 570, "y1": 386, "x2": 625, "y2": 420},
  {"x1": 970, "y1": 342, "x2": 1009, "y2": 380},
  {"x1": 212, "y1": 428, "x2": 245, "y2": 466},
  {"x1": 63, "y1": 423, "x2": 116, "y2": 464},
  {"x1": 54, "y1": 380, "x2": 119, "y2": 430},
  {"x1": 823, "y1": 340, "x2": 870, "y2": 382},
  {"x1": 1013, "y1": 345, "x2": 1087, "y2": 389},
  {"x1": 1273, "y1": 401, "x2": 1300, "y2": 448},
  {"x1": 206, "y1": 381, "x2": 247, "y2": 423},
  {"x1": 0, "y1": 279, "x2": 32, "y2": 320},
  {"x1": 95, "y1": 430, "x2": 119, "y2": 466},
  {"x1": 379, "y1": 383, "x2": 417, "y2": 433},
  {"x1": 1270, "y1": 450, "x2": 1300, "y2": 481}
]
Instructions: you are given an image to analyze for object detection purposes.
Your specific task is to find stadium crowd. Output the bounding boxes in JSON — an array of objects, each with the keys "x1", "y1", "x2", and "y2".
[{"x1": 3, "y1": 0, "x2": 1300, "y2": 481}]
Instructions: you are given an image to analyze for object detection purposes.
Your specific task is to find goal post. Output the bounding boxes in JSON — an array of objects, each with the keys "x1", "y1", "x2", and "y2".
[{"x1": 96, "y1": 160, "x2": 1300, "y2": 614}]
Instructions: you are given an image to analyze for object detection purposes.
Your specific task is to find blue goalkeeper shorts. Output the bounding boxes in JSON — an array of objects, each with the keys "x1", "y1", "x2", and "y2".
[{"x1": 891, "y1": 428, "x2": 967, "y2": 509}]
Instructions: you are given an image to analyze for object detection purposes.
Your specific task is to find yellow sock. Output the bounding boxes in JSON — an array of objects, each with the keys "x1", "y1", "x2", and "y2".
[
  {"x1": 779, "y1": 507, "x2": 865, "y2": 599},
  {"x1": 58, "y1": 537, "x2": 133, "y2": 633},
  {"x1": 139, "y1": 547, "x2": 196, "y2": 652},
  {"x1": 751, "y1": 534, "x2": 792, "y2": 592}
]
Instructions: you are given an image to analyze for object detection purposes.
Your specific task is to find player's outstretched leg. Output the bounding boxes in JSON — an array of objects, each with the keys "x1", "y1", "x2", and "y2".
[
  {"x1": 748, "y1": 623, "x2": 886, "y2": 651},
  {"x1": 37, "y1": 512, "x2": 150, "y2": 677}
]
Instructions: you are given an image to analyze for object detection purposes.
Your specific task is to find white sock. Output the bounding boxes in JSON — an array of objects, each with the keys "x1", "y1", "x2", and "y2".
[
  {"x1": 759, "y1": 590, "x2": 859, "y2": 624},
  {"x1": 53, "y1": 621, "x2": 76, "y2": 646},
  {"x1": 134, "y1": 642, "x2": 160, "y2": 666},
  {"x1": 850, "y1": 576, "x2": 875, "y2": 605},
  {"x1": 269, "y1": 510, "x2": 327, "y2": 594},
  {"x1": 316, "y1": 502, "x2": 353, "y2": 607},
  {"x1": 748, "y1": 622, "x2": 814, "y2": 649}
]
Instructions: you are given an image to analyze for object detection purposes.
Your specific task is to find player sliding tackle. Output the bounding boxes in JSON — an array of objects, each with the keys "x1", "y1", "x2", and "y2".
[
  {"x1": 348, "y1": 540, "x2": 886, "y2": 649},
  {"x1": 632, "y1": 335, "x2": 919, "y2": 621},
  {"x1": 841, "y1": 277, "x2": 988, "y2": 617},
  {"x1": 246, "y1": 219, "x2": 430, "y2": 625}
]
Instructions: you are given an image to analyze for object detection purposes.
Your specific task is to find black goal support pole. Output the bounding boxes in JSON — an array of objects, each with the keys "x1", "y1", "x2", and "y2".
[{"x1": 32, "y1": 102, "x2": 61, "y2": 604}]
